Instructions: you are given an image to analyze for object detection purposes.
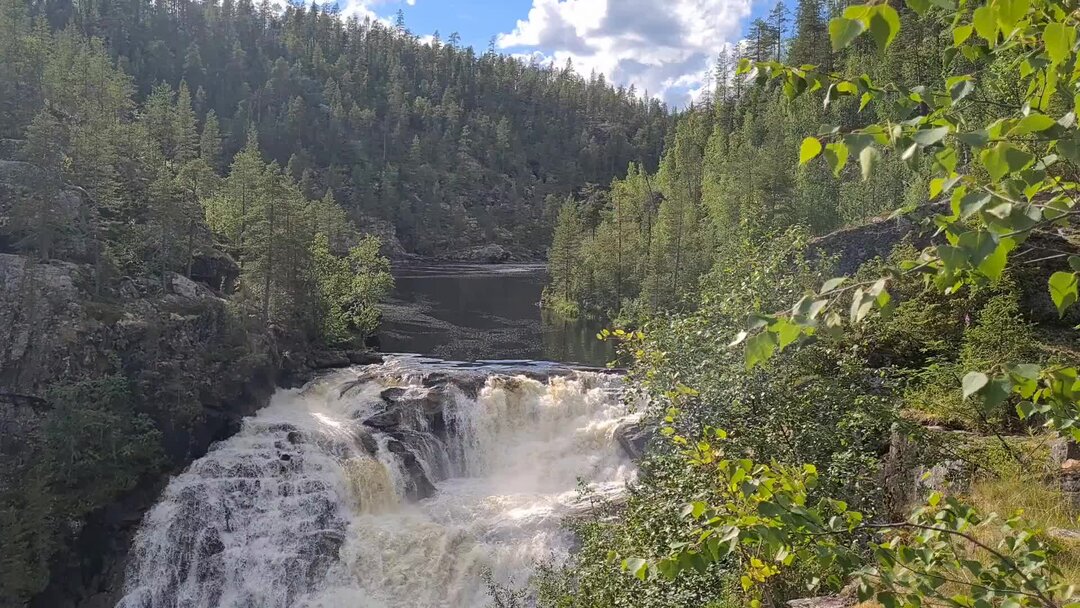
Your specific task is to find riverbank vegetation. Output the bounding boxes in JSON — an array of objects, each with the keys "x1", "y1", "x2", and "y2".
[{"x1": 538, "y1": 0, "x2": 1080, "y2": 605}]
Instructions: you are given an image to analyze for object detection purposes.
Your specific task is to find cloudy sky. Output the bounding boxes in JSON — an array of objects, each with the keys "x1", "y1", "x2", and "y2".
[{"x1": 335, "y1": 0, "x2": 779, "y2": 107}]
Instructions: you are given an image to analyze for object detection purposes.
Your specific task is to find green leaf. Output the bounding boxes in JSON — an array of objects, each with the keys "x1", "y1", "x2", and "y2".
[
  {"x1": 800, "y1": 137, "x2": 823, "y2": 165},
  {"x1": 949, "y1": 78, "x2": 975, "y2": 103},
  {"x1": 820, "y1": 277, "x2": 847, "y2": 294},
  {"x1": 1049, "y1": 271, "x2": 1079, "y2": 317},
  {"x1": 1045, "y1": 23, "x2": 1076, "y2": 64},
  {"x1": 869, "y1": 5, "x2": 901, "y2": 52},
  {"x1": 824, "y1": 142, "x2": 849, "y2": 176},
  {"x1": 978, "y1": 238, "x2": 1016, "y2": 281},
  {"x1": 1057, "y1": 136, "x2": 1080, "y2": 165},
  {"x1": 1010, "y1": 114, "x2": 1056, "y2": 135},
  {"x1": 962, "y1": 371, "x2": 989, "y2": 400},
  {"x1": 952, "y1": 24, "x2": 973, "y2": 47},
  {"x1": 623, "y1": 558, "x2": 649, "y2": 581},
  {"x1": 829, "y1": 17, "x2": 866, "y2": 52},
  {"x1": 956, "y1": 129, "x2": 987, "y2": 147},
  {"x1": 958, "y1": 230, "x2": 1000, "y2": 266},
  {"x1": 935, "y1": 147, "x2": 958, "y2": 173},
  {"x1": 849, "y1": 288, "x2": 874, "y2": 323},
  {"x1": 1017, "y1": 401, "x2": 1036, "y2": 419},
  {"x1": 1070, "y1": 256, "x2": 1080, "y2": 272},
  {"x1": 912, "y1": 126, "x2": 949, "y2": 147},
  {"x1": 905, "y1": 0, "x2": 930, "y2": 14},
  {"x1": 771, "y1": 319, "x2": 804, "y2": 350},
  {"x1": 981, "y1": 377, "x2": 1013, "y2": 411},
  {"x1": 980, "y1": 143, "x2": 1034, "y2": 182},
  {"x1": 996, "y1": 0, "x2": 1029, "y2": 31},
  {"x1": 959, "y1": 191, "x2": 991, "y2": 219},
  {"x1": 745, "y1": 331, "x2": 778, "y2": 370},
  {"x1": 972, "y1": 5, "x2": 998, "y2": 45},
  {"x1": 859, "y1": 145, "x2": 879, "y2": 181}
]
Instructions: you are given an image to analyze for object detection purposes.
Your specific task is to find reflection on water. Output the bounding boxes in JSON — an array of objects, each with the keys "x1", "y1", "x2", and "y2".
[{"x1": 378, "y1": 264, "x2": 615, "y2": 366}]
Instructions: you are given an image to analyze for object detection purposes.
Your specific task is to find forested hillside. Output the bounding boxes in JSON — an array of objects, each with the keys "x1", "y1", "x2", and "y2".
[
  {"x1": 6, "y1": 0, "x2": 670, "y2": 256},
  {"x1": 546, "y1": 0, "x2": 946, "y2": 314}
]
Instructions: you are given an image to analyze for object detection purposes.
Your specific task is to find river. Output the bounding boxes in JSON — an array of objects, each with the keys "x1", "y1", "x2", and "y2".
[
  {"x1": 115, "y1": 265, "x2": 636, "y2": 608},
  {"x1": 378, "y1": 263, "x2": 614, "y2": 367}
]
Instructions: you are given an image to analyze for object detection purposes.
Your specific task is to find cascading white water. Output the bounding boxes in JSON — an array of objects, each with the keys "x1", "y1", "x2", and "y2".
[{"x1": 117, "y1": 357, "x2": 637, "y2": 608}]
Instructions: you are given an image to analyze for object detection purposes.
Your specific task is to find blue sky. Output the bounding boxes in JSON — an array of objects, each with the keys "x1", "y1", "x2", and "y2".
[{"x1": 339, "y1": 0, "x2": 783, "y2": 107}]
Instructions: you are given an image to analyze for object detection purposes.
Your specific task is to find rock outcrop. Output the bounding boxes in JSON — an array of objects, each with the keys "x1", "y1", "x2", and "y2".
[
  {"x1": 0, "y1": 252, "x2": 281, "y2": 607},
  {"x1": 882, "y1": 424, "x2": 1071, "y2": 519},
  {"x1": 452, "y1": 244, "x2": 512, "y2": 263},
  {"x1": 787, "y1": 597, "x2": 854, "y2": 608},
  {"x1": 614, "y1": 419, "x2": 656, "y2": 460},
  {"x1": 809, "y1": 210, "x2": 935, "y2": 276},
  {"x1": 808, "y1": 206, "x2": 1080, "y2": 326}
]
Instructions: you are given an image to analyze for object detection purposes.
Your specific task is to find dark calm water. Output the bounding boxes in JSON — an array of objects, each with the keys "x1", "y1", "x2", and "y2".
[{"x1": 378, "y1": 263, "x2": 615, "y2": 366}]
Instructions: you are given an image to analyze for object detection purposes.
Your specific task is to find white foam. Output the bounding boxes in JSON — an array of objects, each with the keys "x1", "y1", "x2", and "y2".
[{"x1": 118, "y1": 360, "x2": 636, "y2": 608}]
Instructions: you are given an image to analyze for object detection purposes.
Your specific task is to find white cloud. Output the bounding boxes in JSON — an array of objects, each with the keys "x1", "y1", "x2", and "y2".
[
  {"x1": 497, "y1": 0, "x2": 755, "y2": 107},
  {"x1": 335, "y1": 0, "x2": 411, "y2": 22}
]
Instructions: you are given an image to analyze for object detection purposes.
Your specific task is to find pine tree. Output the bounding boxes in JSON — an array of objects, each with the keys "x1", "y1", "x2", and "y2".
[
  {"x1": 12, "y1": 111, "x2": 66, "y2": 259},
  {"x1": 204, "y1": 128, "x2": 264, "y2": 264},
  {"x1": 143, "y1": 83, "x2": 176, "y2": 162},
  {"x1": 788, "y1": 0, "x2": 830, "y2": 67},
  {"x1": 174, "y1": 81, "x2": 199, "y2": 164},
  {"x1": 199, "y1": 110, "x2": 222, "y2": 171},
  {"x1": 547, "y1": 199, "x2": 584, "y2": 306}
]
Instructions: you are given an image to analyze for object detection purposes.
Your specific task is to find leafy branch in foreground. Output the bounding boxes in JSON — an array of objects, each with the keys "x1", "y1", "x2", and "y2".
[
  {"x1": 731, "y1": 0, "x2": 1080, "y2": 441},
  {"x1": 619, "y1": 425, "x2": 1077, "y2": 607},
  {"x1": 613, "y1": 0, "x2": 1080, "y2": 604}
]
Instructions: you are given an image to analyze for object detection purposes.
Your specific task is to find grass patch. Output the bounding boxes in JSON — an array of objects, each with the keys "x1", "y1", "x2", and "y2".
[{"x1": 967, "y1": 476, "x2": 1080, "y2": 588}]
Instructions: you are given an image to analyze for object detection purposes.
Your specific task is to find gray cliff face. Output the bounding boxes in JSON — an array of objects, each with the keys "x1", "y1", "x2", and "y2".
[{"x1": 0, "y1": 251, "x2": 284, "y2": 607}]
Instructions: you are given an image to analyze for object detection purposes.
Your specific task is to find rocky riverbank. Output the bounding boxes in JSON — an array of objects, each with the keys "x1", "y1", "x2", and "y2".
[{"x1": 0, "y1": 248, "x2": 387, "y2": 607}]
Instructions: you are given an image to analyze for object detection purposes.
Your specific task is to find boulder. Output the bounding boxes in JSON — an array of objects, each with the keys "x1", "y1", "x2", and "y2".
[
  {"x1": 365, "y1": 387, "x2": 446, "y2": 435},
  {"x1": 188, "y1": 246, "x2": 240, "y2": 294},
  {"x1": 385, "y1": 438, "x2": 436, "y2": 500},
  {"x1": 808, "y1": 211, "x2": 934, "y2": 276},
  {"x1": 361, "y1": 405, "x2": 403, "y2": 430},
  {"x1": 883, "y1": 426, "x2": 1067, "y2": 519},
  {"x1": 353, "y1": 215, "x2": 408, "y2": 259},
  {"x1": 306, "y1": 350, "x2": 351, "y2": 370},
  {"x1": 1062, "y1": 459, "x2": 1080, "y2": 508},
  {"x1": 787, "y1": 597, "x2": 853, "y2": 608},
  {"x1": 808, "y1": 206, "x2": 1080, "y2": 327},
  {"x1": 452, "y1": 244, "x2": 512, "y2": 263},
  {"x1": 0, "y1": 250, "x2": 285, "y2": 608},
  {"x1": 1048, "y1": 527, "x2": 1080, "y2": 545},
  {"x1": 614, "y1": 420, "x2": 656, "y2": 460},
  {"x1": 167, "y1": 272, "x2": 216, "y2": 300}
]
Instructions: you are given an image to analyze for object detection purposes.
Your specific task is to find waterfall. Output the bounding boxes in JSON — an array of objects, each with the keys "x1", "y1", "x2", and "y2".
[{"x1": 117, "y1": 356, "x2": 637, "y2": 608}]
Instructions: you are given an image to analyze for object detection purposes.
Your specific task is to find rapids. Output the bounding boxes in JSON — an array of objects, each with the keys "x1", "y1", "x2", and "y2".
[{"x1": 116, "y1": 356, "x2": 637, "y2": 608}]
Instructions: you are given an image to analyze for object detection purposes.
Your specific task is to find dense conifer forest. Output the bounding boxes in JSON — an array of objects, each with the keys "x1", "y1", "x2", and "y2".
[{"x1": 3, "y1": 0, "x2": 671, "y2": 256}]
